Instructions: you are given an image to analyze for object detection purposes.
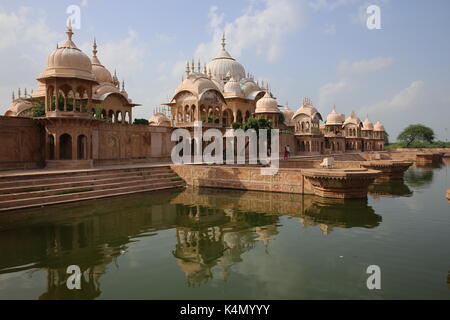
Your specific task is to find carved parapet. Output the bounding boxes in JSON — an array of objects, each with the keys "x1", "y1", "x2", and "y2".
[
  {"x1": 302, "y1": 168, "x2": 381, "y2": 199},
  {"x1": 360, "y1": 160, "x2": 413, "y2": 181}
]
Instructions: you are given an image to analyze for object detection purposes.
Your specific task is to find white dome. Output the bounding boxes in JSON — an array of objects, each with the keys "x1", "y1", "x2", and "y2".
[
  {"x1": 149, "y1": 112, "x2": 171, "y2": 126},
  {"x1": 362, "y1": 116, "x2": 374, "y2": 130},
  {"x1": 326, "y1": 106, "x2": 344, "y2": 125},
  {"x1": 374, "y1": 121, "x2": 385, "y2": 131},
  {"x1": 343, "y1": 111, "x2": 362, "y2": 127},
  {"x1": 293, "y1": 97, "x2": 323, "y2": 121},
  {"x1": 255, "y1": 92, "x2": 280, "y2": 114},
  {"x1": 282, "y1": 105, "x2": 294, "y2": 126},
  {"x1": 206, "y1": 35, "x2": 246, "y2": 81},
  {"x1": 223, "y1": 76, "x2": 242, "y2": 96}
]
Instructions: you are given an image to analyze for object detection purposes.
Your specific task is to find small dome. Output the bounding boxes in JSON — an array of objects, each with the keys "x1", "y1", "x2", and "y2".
[
  {"x1": 5, "y1": 99, "x2": 33, "y2": 117},
  {"x1": 326, "y1": 106, "x2": 344, "y2": 125},
  {"x1": 91, "y1": 45, "x2": 113, "y2": 84},
  {"x1": 374, "y1": 121, "x2": 385, "y2": 131},
  {"x1": 38, "y1": 25, "x2": 96, "y2": 82},
  {"x1": 175, "y1": 73, "x2": 222, "y2": 97},
  {"x1": 362, "y1": 116, "x2": 374, "y2": 130},
  {"x1": 282, "y1": 104, "x2": 294, "y2": 126},
  {"x1": 255, "y1": 92, "x2": 280, "y2": 114},
  {"x1": 149, "y1": 112, "x2": 171, "y2": 126},
  {"x1": 241, "y1": 79, "x2": 261, "y2": 97},
  {"x1": 293, "y1": 97, "x2": 323, "y2": 121},
  {"x1": 223, "y1": 76, "x2": 242, "y2": 96},
  {"x1": 206, "y1": 34, "x2": 246, "y2": 81},
  {"x1": 343, "y1": 111, "x2": 362, "y2": 127}
]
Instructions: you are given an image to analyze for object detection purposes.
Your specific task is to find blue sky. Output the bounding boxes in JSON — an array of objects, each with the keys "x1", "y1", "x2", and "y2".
[{"x1": 1, "y1": 0, "x2": 449, "y2": 140}]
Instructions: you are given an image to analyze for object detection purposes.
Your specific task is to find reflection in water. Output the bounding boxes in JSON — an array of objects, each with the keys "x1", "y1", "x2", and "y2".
[
  {"x1": 0, "y1": 187, "x2": 379, "y2": 298},
  {"x1": 369, "y1": 180, "x2": 413, "y2": 199},
  {"x1": 404, "y1": 167, "x2": 434, "y2": 189}
]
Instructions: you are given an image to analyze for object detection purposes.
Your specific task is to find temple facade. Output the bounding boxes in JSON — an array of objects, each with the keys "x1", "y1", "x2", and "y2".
[{"x1": 1, "y1": 25, "x2": 385, "y2": 171}]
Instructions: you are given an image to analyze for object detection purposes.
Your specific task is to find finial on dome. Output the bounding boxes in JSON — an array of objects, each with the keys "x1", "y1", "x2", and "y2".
[
  {"x1": 18, "y1": 88, "x2": 21, "y2": 98},
  {"x1": 191, "y1": 59, "x2": 195, "y2": 73},
  {"x1": 221, "y1": 32, "x2": 226, "y2": 50},
  {"x1": 12, "y1": 91, "x2": 15, "y2": 101},
  {"x1": 24, "y1": 88, "x2": 27, "y2": 97},
  {"x1": 93, "y1": 38, "x2": 98, "y2": 56},
  {"x1": 197, "y1": 60, "x2": 201, "y2": 73},
  {"x1": 66, "y1": 19, "x2": 74, "y2": 41},
  {"x1": 121, "y1": 80, "x2": 126, "y2": 92},
  {"x1": 203, "y1": 63, "x2": 207, "y2": 74}
]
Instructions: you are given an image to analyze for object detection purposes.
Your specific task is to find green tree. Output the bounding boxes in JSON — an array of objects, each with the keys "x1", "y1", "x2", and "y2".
[
  {"x1": 31, "y1": 100, "x2": 45, "y2": 117},
  {"x1": 133, "y1": 118, "x2": 149, "y2": 125},
  {"x1": 397, "y1": 124, "x2": 435, "y2": 147},
  {"x1": 384, "y1": 131, "x2": 390, "y2": 146}
]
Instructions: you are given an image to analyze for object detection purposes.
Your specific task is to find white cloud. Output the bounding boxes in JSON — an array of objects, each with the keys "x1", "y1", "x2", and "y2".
[
  {"x1": 81, "y1": 29, "x2": 145, "y2": 81},
  {"x1": 359, "y1": 81, "x2": 425, "y2": 114},
  {"x1": 0, "y1": 7, "x2": 59, "y2": 52},
  {"x1": 324, "y1": 24, "x2": 337, "y2": 35},
  {"x1": 337, "y1": 57, "x2": 394, "y2": 77},
  {"x1": 318, "y1": 79, "x2": 353, "y2": 107},
  {"x1": 195, "y1": 0, "x2": 303, "y2": 63},
  {"x1": 309, "y1": 0, "x2": 358, "y2": 11}
]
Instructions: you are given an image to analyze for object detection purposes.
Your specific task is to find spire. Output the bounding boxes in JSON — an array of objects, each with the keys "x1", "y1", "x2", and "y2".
[
  {"x1": 191, "y1": 59, "x2": 195, "y2": 73},
  {"x1": 18, "y1": 88, "x2": 21, "y2": 98},
  {"x1": 332, "y1": 105, "x2": 336, "y2": 113},
  {"x1": 66, "y1": 19, "x2": 74, "y2": 41},
  {"x1": 185, "y1": 61, "x2": 190, "y2": 76},
  {"x1": 93, "y1": 38, "x2": 98, "y2": 57},
  {"x1": 203, "y1": 63, "x2": 207, "y2": 74},
  {"x1": 121, "y1": 80, "x2": 126, "y2": 92},
  {"x1": 12, "y1": 91, "x2": 15, "y2": 101},
  {"x1": 197, "y1": 59, "x2": 201, "y2": 73},
  {"x1": 24, "y1": 88, "x2": 27, "y2": 97},
  {"x1": 221, "y1": 32, "x2": 226, "y2": 50}
]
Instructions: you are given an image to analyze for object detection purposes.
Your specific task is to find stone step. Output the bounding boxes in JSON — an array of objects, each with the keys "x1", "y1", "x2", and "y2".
[
  {"x1": 0, "y1": 174, "x2": 182, "y2": 201},
  {"x1": 0, "y1": 165, "x2": 173, "y2": 184},
  {"x1": 0, "y1": 181, "x2": 185, "y2": 212},
  {"x1": 0, "y1": 167, "x2": 173, "y2": 189},
  {"x1": 0, "y1": 180, "x2": 185, "y2": 211},
  {"x1": 0, "y1": 172, "x2": 178, "y2": 195}
]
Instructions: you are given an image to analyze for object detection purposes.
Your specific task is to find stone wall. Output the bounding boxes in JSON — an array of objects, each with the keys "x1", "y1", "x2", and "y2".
[
  {"x1": 171, "y1": 165, "x2": 315, "y2": 194},
  {"x1": 94, "y1": 123, "x2": 174, "y2": 165},
  {"x1": 0, "y1": 117, "x2": 45, "y2": 170}
]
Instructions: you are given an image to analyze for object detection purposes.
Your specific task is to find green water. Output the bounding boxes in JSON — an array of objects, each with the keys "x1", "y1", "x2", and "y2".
[{"x1": 0, "y1": 163, "x2": 449, "y2": 300}]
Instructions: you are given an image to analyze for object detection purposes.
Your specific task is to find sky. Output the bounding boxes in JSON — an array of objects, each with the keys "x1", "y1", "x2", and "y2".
[{"x1": 0, "y1": 0, "x2": 449, "y2": 140}]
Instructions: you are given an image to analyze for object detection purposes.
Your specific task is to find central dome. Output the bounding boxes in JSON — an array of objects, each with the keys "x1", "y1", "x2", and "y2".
[
  {"x1": 206, "y1": 34, "x2": 246, "y2": 81},
  {"x1": 39, "y1": 24, "x2": 96, "y2": 82}
]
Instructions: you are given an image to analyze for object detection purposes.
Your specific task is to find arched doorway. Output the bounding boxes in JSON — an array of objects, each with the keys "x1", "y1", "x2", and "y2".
[
  {"x1": 77, "y1": 135, "x2": 88, "y2": 160},
  {"x1": 60, "y1": 134, "x2": 72, "y2": 160},
  {"x1": 48, "y1": 135, "x2": 55, "y2": 160}
]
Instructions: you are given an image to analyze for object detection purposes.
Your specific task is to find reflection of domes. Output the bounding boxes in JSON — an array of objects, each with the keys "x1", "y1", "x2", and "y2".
[
  {"x1": 206, "y1": 34, "x2": 246, "y2": 81},
  {"x1": 39, "y1": 24, "x2": 96, "y2": 82},
  {"x1": 326, "y1": 106, "x2": 344, "y2": 125},
  {"x1": 374, "y1": 121, "x2": 385, "y2": 131},
  {"x1": 255, "y1": 92, "x2": 280, "y2": 114}
]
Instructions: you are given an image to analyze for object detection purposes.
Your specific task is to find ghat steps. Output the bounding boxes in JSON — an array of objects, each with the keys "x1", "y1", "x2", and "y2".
[{"x1": 0, "y1": 165, "x2": 184, "y2": 212}]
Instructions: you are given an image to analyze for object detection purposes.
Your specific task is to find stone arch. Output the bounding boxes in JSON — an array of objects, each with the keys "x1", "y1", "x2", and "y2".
[
  {"x1": 77, "y1": 134, "x2": 88, "y2": 160},
  {"x1": 60, "y1": 133, "x2": 72, "y2": 160}
]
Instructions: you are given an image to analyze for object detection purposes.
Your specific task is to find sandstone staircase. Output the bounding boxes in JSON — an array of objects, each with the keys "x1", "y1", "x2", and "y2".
[{"x1": 0, "y1": 165, "x2": 185, "y2": 212}]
